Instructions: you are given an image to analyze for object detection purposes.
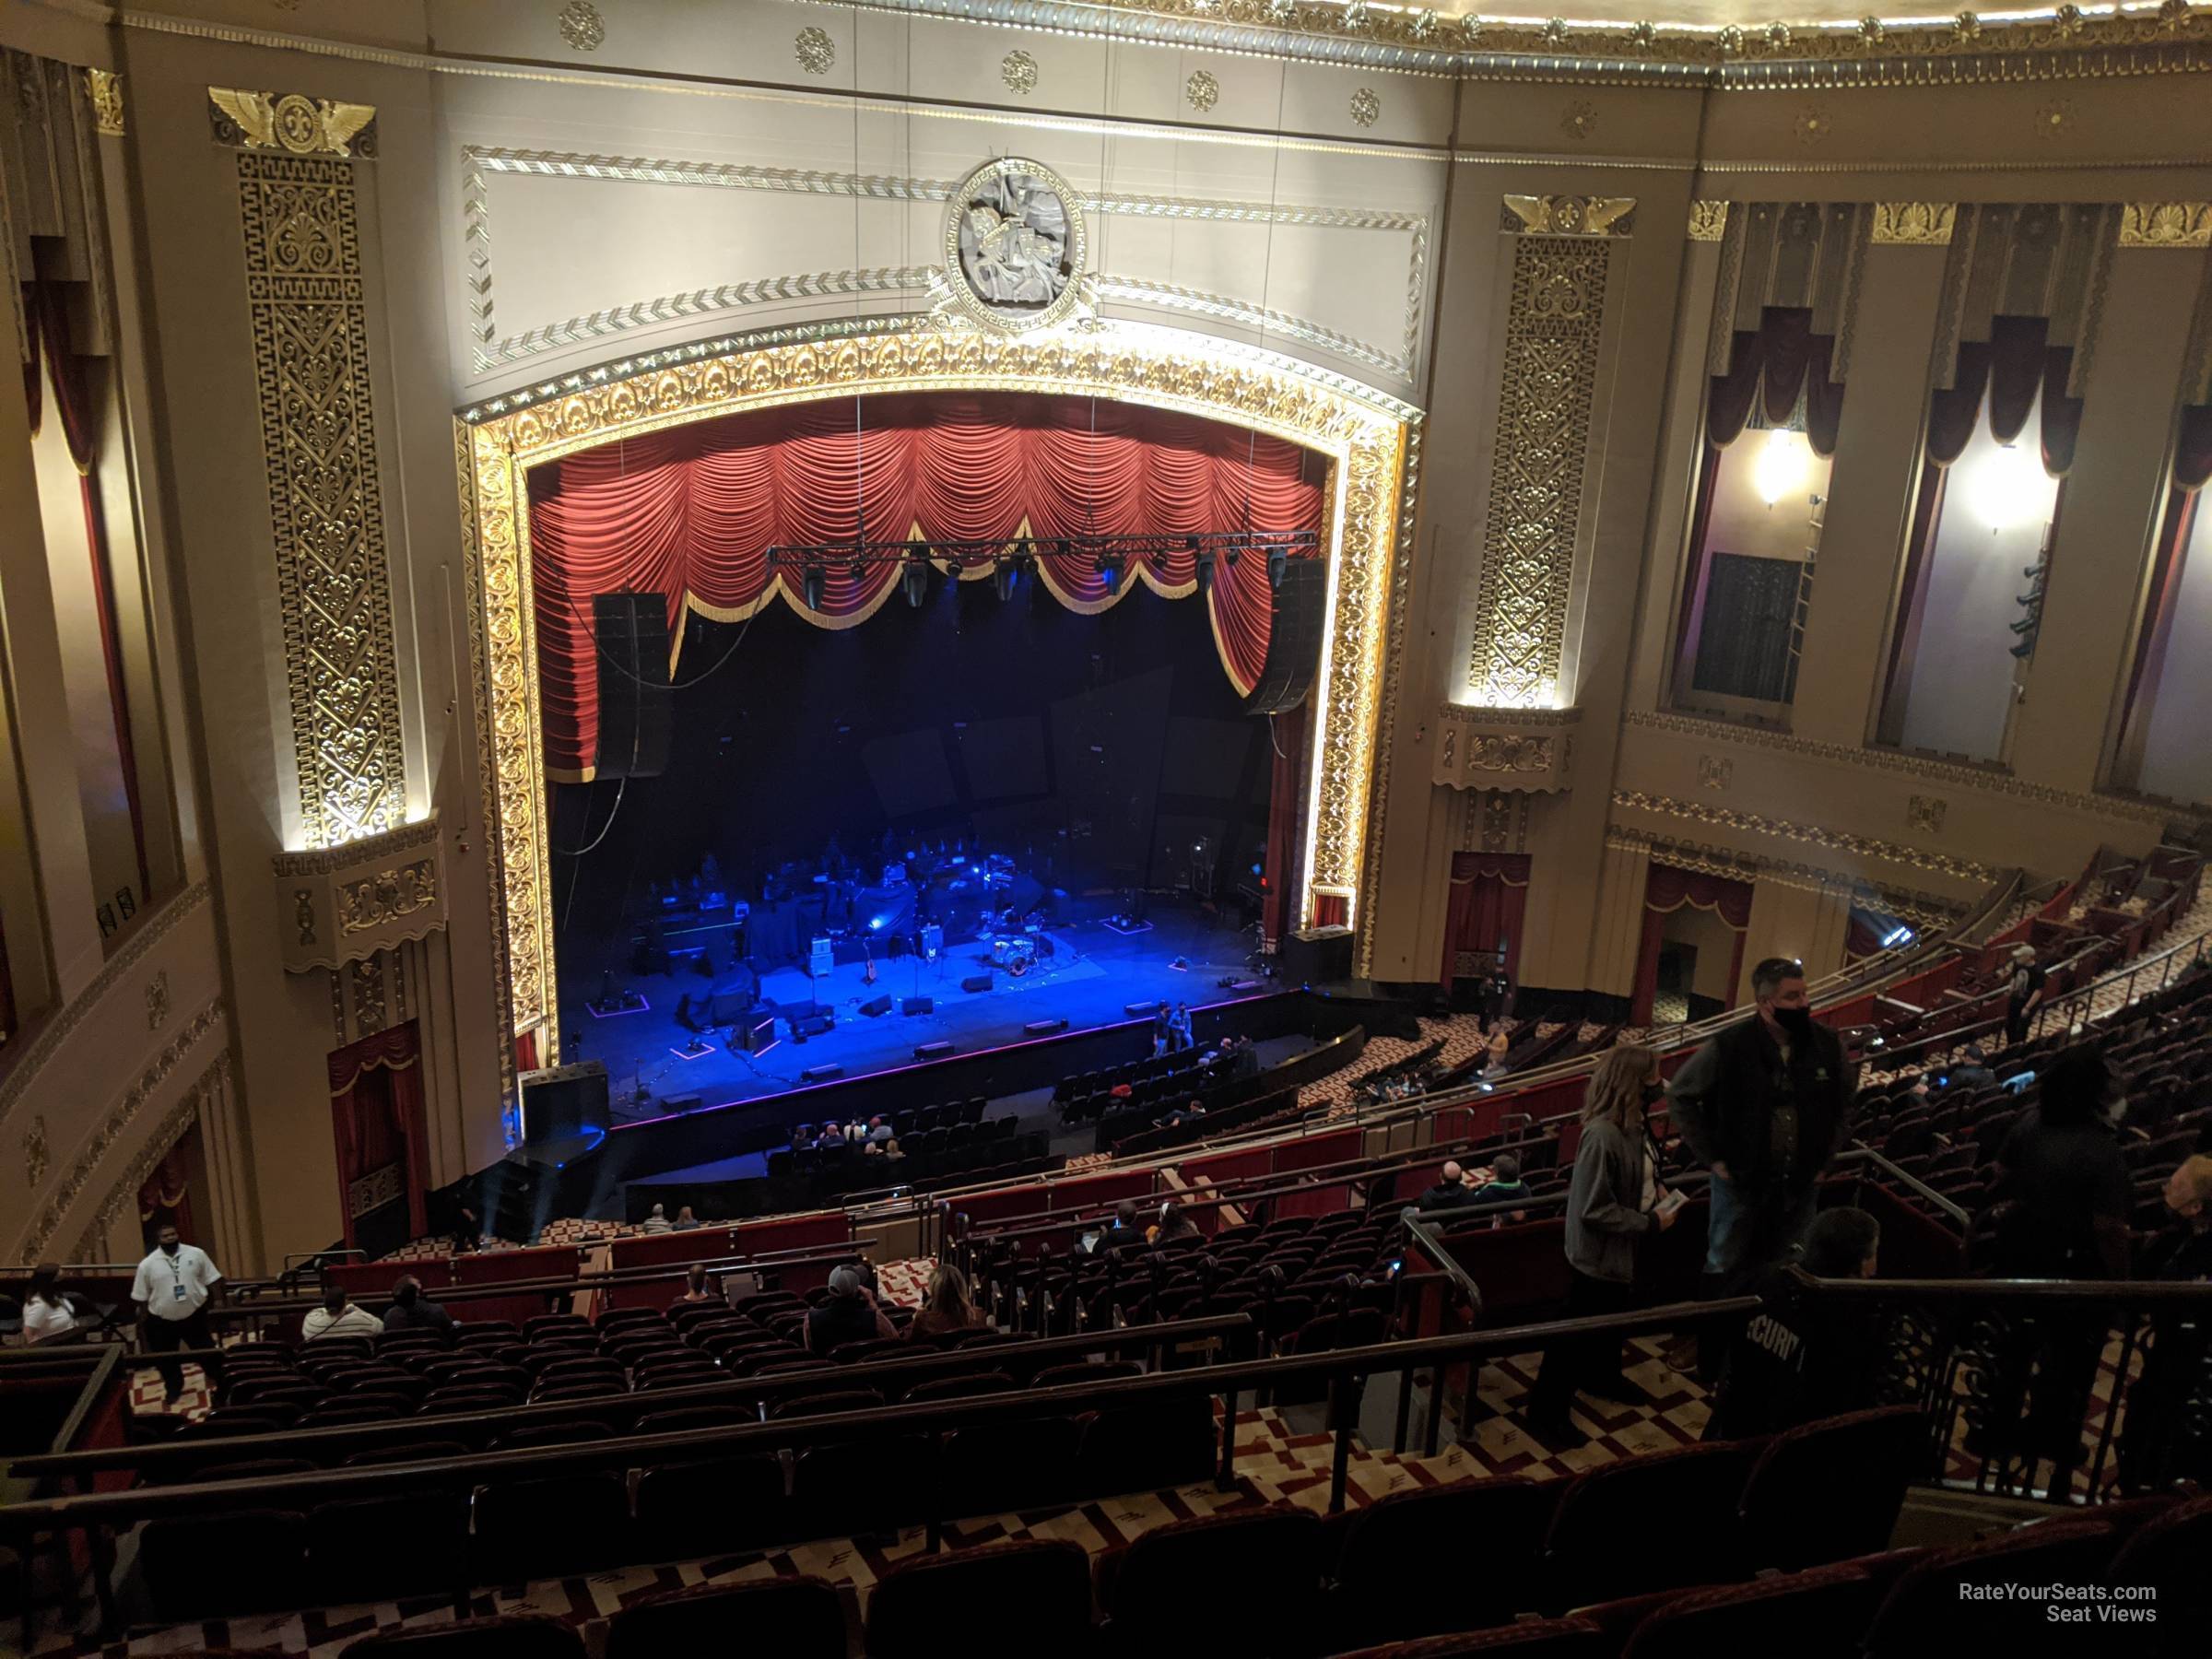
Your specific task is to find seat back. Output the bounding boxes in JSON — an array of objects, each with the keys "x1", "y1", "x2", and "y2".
[
  {"x1": 471, "y1": 1473, "x2": 632, "y2": 1583},
  {"x1": 1737, "y1": 1406, "x2": 1926, "y2": 1571},
  {"x1": 1332, "y1": 1478, "x2": 1559, "y2": 1644},
  {"x1": 1324, "y1": 1617, "x2": 1609, "y2": 1657},
  {"x1": 1106, "y1": 1506, "x2": 1322, "y2": 1653},
  {"x1": 606, "y1": 1578, "x2": 842, "y2": 1659},
  {"x1": 868, "y1": 1539, "x2": 1092, "y2": 1659},
  {"x1": 1865, "y1": 1521, "x2": 2116, "y2": 1654},
  {"x1": 633, "y1": 1455, "x2": 788, "y2": 1559},
  {"x1": 2103, "y1": 1494, "x2": 2212, "y2": 1638},
  {"x1": 1543, "y1": 1443, "x2": 1754, "y2": 1608},
  {"x1": 140, "y1": 1509, "x2": 306, "y2": 1620},
  {"x1": 1618, "y1": 1564, "x2": 1877, "y2": 1659}
]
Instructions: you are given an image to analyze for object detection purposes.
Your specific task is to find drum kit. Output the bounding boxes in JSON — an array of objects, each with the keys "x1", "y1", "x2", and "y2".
[{"x1": 991, "y1": 935, "x2": 1038, "y2": 976}]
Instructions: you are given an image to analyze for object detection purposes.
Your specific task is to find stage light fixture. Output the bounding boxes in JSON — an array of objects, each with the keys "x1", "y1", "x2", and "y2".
[
  {"x1": 1194, "y1": 548, "x2": 1215, "y2": 597},
  {"x1": 1100, "y1": 551, "x2": 1124, "y2": 595},
  {"x1": 994, "y1": 557, "x2": 1018, "y2": 602},
  {"x1": 901, "y1": 557, "x2": 929, "y2": 608},
  {"x1": 1267, "y1": 545, "x2": 1288, "y2": 590},
  {"x1": 846, "y1": 556, "x2": 867, "y2": 584},
  {"x1": 802, "y1": 562, "x2": 826, "y2": 611}
]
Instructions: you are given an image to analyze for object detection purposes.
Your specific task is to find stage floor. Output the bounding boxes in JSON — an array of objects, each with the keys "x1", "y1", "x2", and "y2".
[{"x1": 568, "y1": 906, "x2": 1265, "y2": 1117}]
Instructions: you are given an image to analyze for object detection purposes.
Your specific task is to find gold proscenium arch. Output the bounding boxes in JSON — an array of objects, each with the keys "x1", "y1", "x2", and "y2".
[{"x1": 457, "y1": 318, "x2": 1418, "y2": 1051}]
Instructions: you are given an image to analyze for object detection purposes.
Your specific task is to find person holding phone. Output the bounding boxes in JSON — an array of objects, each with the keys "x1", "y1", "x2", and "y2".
[{"x1": 1523, "y1": 1044, "x2": 1676, "y2": 1445}]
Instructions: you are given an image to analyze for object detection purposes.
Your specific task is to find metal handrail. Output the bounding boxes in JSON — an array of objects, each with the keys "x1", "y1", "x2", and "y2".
[{"x1": 1837, "y1": 1145, "x2": 1973, "y2": 1227}]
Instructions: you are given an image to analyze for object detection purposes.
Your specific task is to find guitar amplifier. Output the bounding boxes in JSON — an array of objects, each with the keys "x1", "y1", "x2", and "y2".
[
  {"x1": 808, "y1": 935, "x2": 834, "y2": 979},
  {"x1": 739, "y1": 1012, "x2": 778, "y2": 1053}
]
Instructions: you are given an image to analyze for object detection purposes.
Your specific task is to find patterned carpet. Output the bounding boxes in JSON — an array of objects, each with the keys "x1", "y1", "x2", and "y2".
[{"x1": 66, "y1": 1334, "x2": 1721, "y2": 1657}]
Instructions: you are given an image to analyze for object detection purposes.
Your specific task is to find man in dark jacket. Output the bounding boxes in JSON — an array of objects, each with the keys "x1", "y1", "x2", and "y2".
[
  {"x1": 1414, "y1": 1160, "x2": 1474, "y2": 1212},
  {"x1": 1666, "y1": 958, "x2": 1857, "y2": 1292},
  {"x1": 378, "y1": 1275, "x2": 453, "y2": 1336},
  {"x1": 1707, "y1": 1206, "x2": 1885, "y2": 1439}
]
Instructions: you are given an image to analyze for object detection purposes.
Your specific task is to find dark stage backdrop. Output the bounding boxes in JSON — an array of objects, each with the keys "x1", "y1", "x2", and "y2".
[{"x1": 548, "y1": 578, "x2": 1276, "y2": 942}]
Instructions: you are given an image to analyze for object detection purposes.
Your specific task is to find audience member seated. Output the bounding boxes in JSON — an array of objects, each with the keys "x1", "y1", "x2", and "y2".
[
  {"x1": 869, "y1": 1115, "x2": 895, "y2": 1147},
  {"x1": 1149, "y1": 1200, "x2": 1198, "y2": 1242},
  {"x1": 673, "y1": 1265, "x2": 718, "y2": 1307},
  {"x1": 302, "y1": 1283, "x2": 383, "y2": 1342},
  {"x1": 379, "y1": 1275, "x2": 452, "y2": 1335},
  {"x1": 908, "y1": 1264, "x2": 987, "y2": 1341},
  {"x1": 671, "y1": 1206, "x2": 701, "y2": 1231},
  {"x1": 19, "y1": 1263, "x2": 79, "y2": 1345},
  {"x1": 1708, "y1": 1206, "x2": 1884, "y2": 1438},
  {"x1": 1467, "y1": 1152, "x2": 1531, "y2": 1213},
  {"x1": 640, "y1": 1204, "x2": 673, "y2": 1235},
  {"x1": 1105, "y1": 1200, "x2": 1141, "y2": 1243},
  {"x1": 806, "y1": 1265, "x2": 896, "y2": 1355},
  {"x1": 1943, "y1": 1044, "x2": 1996, "y2": 1095},
  {"x1": 1415, "y1": 1160, "x2": 1472, "y2": 1212}
]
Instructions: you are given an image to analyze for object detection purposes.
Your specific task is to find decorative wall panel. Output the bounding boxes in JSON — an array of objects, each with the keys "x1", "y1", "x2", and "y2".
[
  {"x1": 1707, "y1": 201, "x2": 1870, "y2": 378},
  {"x1": 1433, "y1": 704, "x2": 1578, "y2": 793},
  {"x1": 1465, "y1": 214, "x2": 1618, "y2": 708},
  {"x1": 1928, "y1": 201, "x2": 2118, "y2": 394},
  {"x1": 271, "y1": 816, "x2": 446, "y2": 972},
  {"x1": 235, "y1": 150, "x2": 406, "y2": 848}
]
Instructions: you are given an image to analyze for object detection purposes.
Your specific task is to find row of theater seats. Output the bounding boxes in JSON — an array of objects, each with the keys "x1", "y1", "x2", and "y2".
[
  {"x1": 766, "y1": 1124, "x2": 1054, "y2": 1195},
  {"x1": 980, "y1": 1208, "x2": 1400, "y2": 1345},
  {"x1": 1859, "y1": 973, "x2": 2212, "y2": 1241},
  {"x1": 1053, "y1": 1045, "x2": 1214, "y2": 1124}
]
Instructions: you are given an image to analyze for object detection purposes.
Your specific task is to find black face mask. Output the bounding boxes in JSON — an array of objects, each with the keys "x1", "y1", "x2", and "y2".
[
  {"x1": 159, "y1": 1239, "x2": 180, "y2": 1256},
  {"x1": 1641, "y1": 1081, "x2": 1667, "y2": 1106},
  {"x1": 1771, "y1": 1006, "x2": 1815, "y2": 1041}
]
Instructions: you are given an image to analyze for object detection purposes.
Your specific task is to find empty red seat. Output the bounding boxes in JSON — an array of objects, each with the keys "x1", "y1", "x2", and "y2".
[
  {"x1": 1863, "y1": 1521, "x2": 2115, "y2": 1655},
  {"x1": 1542, "y1": 1442, "x2": 1755, "y2": 1609},
  {"x1": 1324, "y1": 1618, "x2": 1608, "y2": 1657},
  {"x1": 1325, "y1": 1477, "x2": 1560, "y2": 1645},
  {"x1": 1736, "y1": 1406, "x2": 1926, "y2": 1571},
  {"x1": 606, "y1": 1577, "x2": 842, "y2": 1659},
  {"x1": 342, "y1": 1612, "x2": 584, "y2": 1657},
  {"x1": 1100, "y1": 1506, "x2": 1322, "y2": 1655},
  {"x1": 1618, "y1": 1563, "x2": 1878, "y2": 1659},
  {"x1": 869, "y1": 1539, "x2": 1092, "y2": 1658}
]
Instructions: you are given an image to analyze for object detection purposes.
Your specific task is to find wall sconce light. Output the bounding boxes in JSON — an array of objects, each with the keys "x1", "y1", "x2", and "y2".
[
  {"x1": 1971, "y1": 441, "x2": 2049, "y2": 534},
  {"x1": 1752, "y1": 428, "x2": 1813, "y2": 507}
]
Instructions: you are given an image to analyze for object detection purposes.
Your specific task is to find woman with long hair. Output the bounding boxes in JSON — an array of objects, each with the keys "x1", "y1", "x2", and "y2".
[
  {"x1": 1523, "y1": 1043, "x2": 1676, "y2": 1443},
  {"x1": 20, "y1": 1263, "x2": 78, "y2": 1344},
  {"x1": 909, "y1": 1263, "x2": 986, "y2": 1340}
]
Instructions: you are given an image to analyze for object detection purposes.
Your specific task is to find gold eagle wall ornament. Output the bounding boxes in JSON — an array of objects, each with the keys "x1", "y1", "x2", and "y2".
[{"x1": 207, "y1": 88, "x2": 378, "y2": 159}]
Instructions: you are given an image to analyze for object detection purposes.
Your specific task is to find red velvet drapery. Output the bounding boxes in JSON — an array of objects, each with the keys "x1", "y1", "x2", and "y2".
[
  {"x1": 137, "y1": 1143, "x2": 194, "y2": 1249},
  {"x1": 1441, "y1": 853, "x2": 1531, "y2": 986},
  {"x1": 1631, "y1": 865, "x2": 1753, "y2": 1026},
  {"x1": 329, "y1": 1020, "x2": 431, "y2": 1248},
  {"x1": 24, "y1": 281, "x2": 148, "y2": 900},
  {"x1": 526, "y1": 393, "x2": 1325, "y2": 778},
  {"x1": 1706, "y1": 308, "x2": 1846, "y2": 458}
]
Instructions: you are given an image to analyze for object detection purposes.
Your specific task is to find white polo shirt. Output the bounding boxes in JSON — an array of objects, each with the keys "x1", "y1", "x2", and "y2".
[
  {"x1": 301, "y1": 1302, "x2": 384, "y2": 1341},
  {"x1": 131, "y1": 1244, "x2": 222, "y2": 1321}
]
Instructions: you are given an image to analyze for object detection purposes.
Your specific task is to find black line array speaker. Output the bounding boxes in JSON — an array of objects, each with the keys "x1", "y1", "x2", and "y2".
[
  {"x1": 594, "y1": 593, "x2": 674, "y2": 779},
  {"x1": 901, "y1": 996, "x2": 934, "y2": 1016},
  {"x1": 860, "y1": 994, "x2": 894, "y2": 1018},
  {"x1": 520, "y1": 1061, "x2": 609, "y2": 1143},
  {"x1": 1245, "y1": 555, "x2": 1328, "y2": 714}
]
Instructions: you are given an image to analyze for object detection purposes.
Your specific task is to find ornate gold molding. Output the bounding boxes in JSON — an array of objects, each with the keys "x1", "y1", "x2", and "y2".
[
  {"x1": 1621, "y1": 709, "x2": 2196, "y2": 826},
  {"x1": 1606, "y1": 828, "x2": 1965, "y2": 926},
  {"x1": 459, "y1": 320, "x2": 1413, "y2": 1039},
  {"x1": 1434, "y1": 703, "x2": 1579, "y2": 794},
  {"x1": 16, "y1": 1003, "x2": 228, "y2": 1263},
  {"x1": 1501, "y1": 194, "x2": 1636, "y2": 237},
  {"x1": 238, "y1": 153, "x2": 407, "y2": 848},
  {"x1": 1467, "y1": 230, "x2": 1611, "y2": 708},
  {"x1": 1870, "y1": 203, "x2": 1956, "y2": 245},
  {"x1": 85, "y1": 68, "x2": 123, "y2": 136},
  {"x1": 1687, "y1": 201, "x2": 1730, "y2": 243},
  {"x1": 1613, "y1": 789, "x2": 1997, "y2": 884},
  {"x1": 208, "y1": 87, "x2": 377, "y2": 158},
  {"x1": 2119, "y1": 202, "x2": 2212, "y2": 248},
  {"x1": 273, "y1": 816, "x2": 446, "y2": 971}
]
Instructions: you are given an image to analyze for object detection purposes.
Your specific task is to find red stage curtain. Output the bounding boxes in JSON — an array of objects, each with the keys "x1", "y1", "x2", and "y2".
[
  {"x1": 1630, "y1": 865, "x2": 1753, "y2": 1026},
  {"x1": 329, "y1": 1020, "x2": 431, "y2": 1248},
  {"x1": 24, "y1": 281, "x2": 148, "y2": 899},
  {"x1": 137, "y1": 1144, "x2": 194, "y2": 1248},
  {"x1": 1705, "y1": 309, "x2": 1844, "y2": 456},
  {"x1": 1441, "y1": 853, "x2": 1531, "y2": 985},
  {"x1": 526, "y1": 394, "x2": 1324, "y2": 777}
]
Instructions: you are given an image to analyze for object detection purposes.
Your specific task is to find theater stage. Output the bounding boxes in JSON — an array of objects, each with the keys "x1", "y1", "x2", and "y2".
[{"x1": 570, "y1": 905, "x2": 1265, "y2": 1120}]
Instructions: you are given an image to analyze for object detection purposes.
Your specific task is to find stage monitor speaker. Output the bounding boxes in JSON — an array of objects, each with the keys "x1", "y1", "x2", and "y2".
[
  {"x1": 740, "y1": 1012, "x2": 778, "y2": 1052},
  {"x1": 1244, "y1": 555, "x2": 1327, "y2": 714},
  {"x1": 707, "y1": 989, "x2": 755, "y2": 1025},
  {"x1": 860, "y1": 994, "x2": 893, "y2": 1018},
  {"x1": 1125, "y1": 1000, "x2": 1160, "y2": 1017},
  {"x1": 521, "y1": 1061, "x2": 609, "y2": 1143},
  {"x1": 1024, "y1": 1018, "x2": 1069, "y2": 1036},
  {"x1": 801, "y1": 1063, "x2": 844, "y2": 1084},
  {"x1": 593, "y1": 594, "x2": 674, "y2": 778},
  {"x1": 901, "y1": 996, "x2": 934, "y2": 1016},
  {"x1": 914, "y1": 1041, "x2": 955, "y2": 1059},
  {"x1": 663, "y1": 1093, "x2": 701, "y2": 1116},
  {"x1": 960, "y1": 973, "x2": 994, "y2": 994},
  {"x1": 792, "y1": 1012, "x2": 836, "y2": 1038}
]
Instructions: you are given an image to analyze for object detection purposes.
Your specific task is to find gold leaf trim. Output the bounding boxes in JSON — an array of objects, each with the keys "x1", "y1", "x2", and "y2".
[
  {"x1": 2118, "y1": 202, "x2": 2212, "y2": 249},
  {"x1": 1687, "y1": 201, "x2": 1731, "y2": 242},
  {"x1": 1870, "y1": 202, "x2": 1956, "y2": 244},
  {"x1": 207, "y1": 87, "x2": 377, "y2": 158}
]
